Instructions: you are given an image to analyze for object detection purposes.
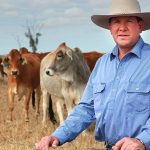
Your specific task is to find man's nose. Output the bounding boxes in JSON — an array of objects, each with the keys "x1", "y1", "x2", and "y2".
[{"x1": 119, "y1": 23, "x2": 127, "y2": 30}]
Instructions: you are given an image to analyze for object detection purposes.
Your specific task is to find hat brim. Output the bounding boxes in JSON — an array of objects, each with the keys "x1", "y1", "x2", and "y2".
[{"x1": 91, "y1": 12, "x2": 150, "y2": 31}]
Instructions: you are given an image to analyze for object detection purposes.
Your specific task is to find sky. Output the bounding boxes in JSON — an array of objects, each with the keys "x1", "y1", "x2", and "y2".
[{"x1": 0, "y1": 0, "x2": 150, "y2": 55}]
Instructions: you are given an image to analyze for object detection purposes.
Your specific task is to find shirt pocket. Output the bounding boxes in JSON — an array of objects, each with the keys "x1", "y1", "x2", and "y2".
[
  {"x1": 125, "y1": 83, "x2": 150, "y2": 113},
  {"x1": 93, "y1": 83, "x2": 105, "y2": 93},
  {"x1": 93, "y1": 83, "x2": 106, "y2": 109}
]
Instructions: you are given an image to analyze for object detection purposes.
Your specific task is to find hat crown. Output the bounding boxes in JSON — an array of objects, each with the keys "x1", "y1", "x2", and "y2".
[
  {"x1": 91, "y1": 0, "x2": 150, "y2": 31},
  {"x1": 110, "y1": 0, "x2": 141, "y2": 15}
]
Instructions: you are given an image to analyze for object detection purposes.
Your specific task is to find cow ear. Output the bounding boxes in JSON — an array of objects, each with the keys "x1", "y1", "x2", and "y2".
[
  {"x1": 74, "y1": 47, "x2": 83, "y2": 57},
  {"x1": 2, "y1": 57, "x2": 9, "y2": 67},
  {"x1": 66, "y1": 49, "x2": 73, "y2": 60},
  {"x1": 4, "y1": 57, "x2": 9, "y2": 62},
  {"x1": 20, "y1": 58, "x2": 27, "y2": 65},
  {"x1": 59, "y1": 42, "x2": 66, "y2": 47}
]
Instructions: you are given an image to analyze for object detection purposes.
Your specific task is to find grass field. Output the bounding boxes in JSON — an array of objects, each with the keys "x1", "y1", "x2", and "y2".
[{"x1": 0, "y1": 77, "x2": 104, "y2": 150}]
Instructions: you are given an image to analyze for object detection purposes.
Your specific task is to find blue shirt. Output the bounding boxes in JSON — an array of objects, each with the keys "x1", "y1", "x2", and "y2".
[{"x1": 52, "y1": 37, "x2": 150, "y2": 150}]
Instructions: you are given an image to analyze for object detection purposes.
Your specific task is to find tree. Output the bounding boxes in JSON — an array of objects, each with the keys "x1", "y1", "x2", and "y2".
[{"x1": 24, "y1": 20, "x2": 42, "y2": 53}]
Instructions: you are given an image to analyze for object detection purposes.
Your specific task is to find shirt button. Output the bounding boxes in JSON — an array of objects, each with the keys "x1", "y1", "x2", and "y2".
[{"x1": 136, "y1": 87, "x2": 139, "y2": 91}]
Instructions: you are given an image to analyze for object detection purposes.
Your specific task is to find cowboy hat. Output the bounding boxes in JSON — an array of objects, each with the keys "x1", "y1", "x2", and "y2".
[{"x1": 91, "y1": 0, "x2": 150, "y2": 31}]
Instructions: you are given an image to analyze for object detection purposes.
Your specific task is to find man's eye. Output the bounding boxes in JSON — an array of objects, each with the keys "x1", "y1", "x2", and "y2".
[
  {"x1": 128, "y1": 20, "x2": 133, "y2": 22},
  {"x1": 112, "y1": 20, "x2": 119, "y2": 23}
]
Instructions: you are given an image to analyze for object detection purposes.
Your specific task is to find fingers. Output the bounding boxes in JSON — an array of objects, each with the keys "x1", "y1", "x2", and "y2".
[
  {"x1": 112, "y1": 138, "x2": 125, "y2": 150},
  {"x1": 51, "y1": 138, "x2": 59, "y2": 148},
  {"x1": 35, "y1": 135, "x2": 59, "y2": 150},
  {"x1": 112, "y1": 137, "x2": 145, "y2": 150},
  {"x1": 35, "y1": 142, "x2": 49, "y2": 150},
  {"x1": 35, "y1": 136, "x2": 50, "y2": 150}
]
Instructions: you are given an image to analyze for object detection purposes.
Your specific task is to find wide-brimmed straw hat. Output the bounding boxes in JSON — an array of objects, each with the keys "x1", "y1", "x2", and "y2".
[{"x1": 91, "y1": 0, "x2": 150, "y2": 31}]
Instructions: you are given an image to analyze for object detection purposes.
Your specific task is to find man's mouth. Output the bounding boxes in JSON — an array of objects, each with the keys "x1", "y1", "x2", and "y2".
[{"x1": 118, "y1": 34, "x2": 128, "y2": 37}]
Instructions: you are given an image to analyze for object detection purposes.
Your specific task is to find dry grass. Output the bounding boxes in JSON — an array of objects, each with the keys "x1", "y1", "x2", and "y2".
[{"x1": 0, "y1": 77, "x2": 104, "y2": 150}]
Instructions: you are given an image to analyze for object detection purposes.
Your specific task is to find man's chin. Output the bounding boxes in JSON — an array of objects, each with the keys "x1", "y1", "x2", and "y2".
[{"x1": 117, "y1": 41, "x2": 130, "y2": 47}]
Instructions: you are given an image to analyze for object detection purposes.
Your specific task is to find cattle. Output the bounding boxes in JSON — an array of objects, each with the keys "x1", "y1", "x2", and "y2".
[
  {"x1": 0, "y1": 57, "x2": 7, "y2": 78},
  {"x1": 19, "y1": 47, "x2": 103, "y2": 70},
  {"x1": 44, "y1": 50, "x2": 103, "y2": 124},
  {"x1": 18, "y1": 46, "x2": 103, "y2": 124},
  {"x1": 40, "y1": 42, "x2": 91, "y2": 125},
  {"x1": 19, "y1": 47, "x2": 57, "y2": 124},
  {"x1": 2, "y1": 49, "x2": 41, "y2": 122},
  {"x1": 83, "y1": 51, "x2": 103, "y2": 71},
  {"x1": 19, "y1": 47, "x2": 49, "y2": 61},
  {"x1": 19, "y1": 47, "x2": 29, "y2": 54}
]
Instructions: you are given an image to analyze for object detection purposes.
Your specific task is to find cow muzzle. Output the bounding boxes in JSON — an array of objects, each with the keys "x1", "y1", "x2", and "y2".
[
  {"x1": 11, "y1": 69, "x2": 19, "y2": 77},
  {"x1": 45, "y1": 68, "x2": 54, "y2": 76}
]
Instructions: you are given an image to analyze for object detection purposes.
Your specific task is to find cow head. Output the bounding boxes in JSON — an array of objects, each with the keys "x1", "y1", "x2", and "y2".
[
  {"x1": 45, "y1": 42, "x2": 73, "y2": 76},
  {"x1": 19, "y1": 47, "x2": 29, "y2": 54},
  {"x1": 2, "y1": 49, "x2": 27, "y2": 78}
]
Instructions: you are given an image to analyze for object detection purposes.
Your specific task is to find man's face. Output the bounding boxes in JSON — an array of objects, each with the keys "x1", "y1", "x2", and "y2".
[{"x1": 109, "y1": 16, "x2": 144, "y2": 51}]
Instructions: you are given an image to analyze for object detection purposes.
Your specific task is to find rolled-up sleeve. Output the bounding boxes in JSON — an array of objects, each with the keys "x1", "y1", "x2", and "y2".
[{"x1": 136, "y1": 120, "x2": 150, "y2": 150}]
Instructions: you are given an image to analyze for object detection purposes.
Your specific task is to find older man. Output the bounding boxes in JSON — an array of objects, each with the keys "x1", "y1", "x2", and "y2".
[{"x1": 36, "y1": 0, "x2": 150, "y2": 150}]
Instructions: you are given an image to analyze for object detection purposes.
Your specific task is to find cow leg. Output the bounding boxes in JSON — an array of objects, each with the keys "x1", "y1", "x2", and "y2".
[
  {"x1": 35, "y1": 86, "x2": 41, "y2": 115},
  {"x1": 32, "y1": 90, "x2": 35, "y2": 109},
  {"x1": 0, "y1": 71, "x2": 4, "y2": 78},
  {"x1": 42, "y1": 90, "x2": 49, "y2": 125},
  {"x1": 48, "y1": 95, "x2": 57, "y2": 124},
  {"x1": 8, "y1": 88, "x2": 15, "y2": 121},
  {"x1": 54, "y1": 96, "x2": 65, "y2": 124},
  {"x1": 65, "y1": 97, "x2": 74, "y2": 115},
  {"x1": 24, "y1": 89, "x2": 32, "y2": 122},
  {"x1": 62, "y1": 87, "x2": 74, "y2": 116}
]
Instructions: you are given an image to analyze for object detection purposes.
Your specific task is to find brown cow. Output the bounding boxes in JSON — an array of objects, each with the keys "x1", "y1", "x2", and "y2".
[
  {"x1": 19, "y1": 47, "x2": 29, "y2": 54},
  {"x1": 19, "y1": 47, "x2": 49, "y2": 61},
  {"x1": 83, "y1": 51, "x2": 103, "y2": 71},
  {"x1": 19, "y1": 47, "x2": 57, "y2": 123},
  {"x1": 19, "y1": 47, "x2": 103, "y2": 69},
  {"x1": 3, "y1": 49, "x2": 41, "y2": 122}
]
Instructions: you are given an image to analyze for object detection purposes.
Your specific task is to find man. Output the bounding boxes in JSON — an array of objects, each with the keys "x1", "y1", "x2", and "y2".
[{"x1": 35, "y1": 0, "x2": 150, "y2": 149}]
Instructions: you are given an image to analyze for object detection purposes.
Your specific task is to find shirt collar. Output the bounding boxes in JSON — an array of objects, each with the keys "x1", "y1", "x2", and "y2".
[{"x1": 110, "y1": 37, "x2": 144, "y2": 61}]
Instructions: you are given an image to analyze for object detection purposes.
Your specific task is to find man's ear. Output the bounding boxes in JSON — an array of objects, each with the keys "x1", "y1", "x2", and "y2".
[
  {"x1": 108, "y1": 23, "x2": 113, "y2": 35},
  {"x1": 139, "y1": 20, "x2": 144, "y2": 33}
]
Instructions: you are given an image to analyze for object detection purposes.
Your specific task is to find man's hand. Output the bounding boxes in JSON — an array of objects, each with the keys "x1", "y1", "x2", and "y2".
[
  {"x1": 35, "y1": 135, "x2": 59, "y2": 150},
  {"x1": 112, "y1": 137, "x2": 145, "y2": 150}
]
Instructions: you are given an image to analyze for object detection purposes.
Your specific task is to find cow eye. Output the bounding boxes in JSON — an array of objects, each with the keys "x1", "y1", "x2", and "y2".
[
  {"x1": 3, "y1": 62, "x2": 10, "y2": 68},
  {"x1": 57, "y1": 51, "x2": 64, "y2": 60},
  {"x1": 19, "y1": 58, "x2": 24, "y2": 64}
]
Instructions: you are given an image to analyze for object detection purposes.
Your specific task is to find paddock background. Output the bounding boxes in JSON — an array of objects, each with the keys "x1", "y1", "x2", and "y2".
[{"x1": 0, "y1": 77, "x2": 104, "y2": 150}]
